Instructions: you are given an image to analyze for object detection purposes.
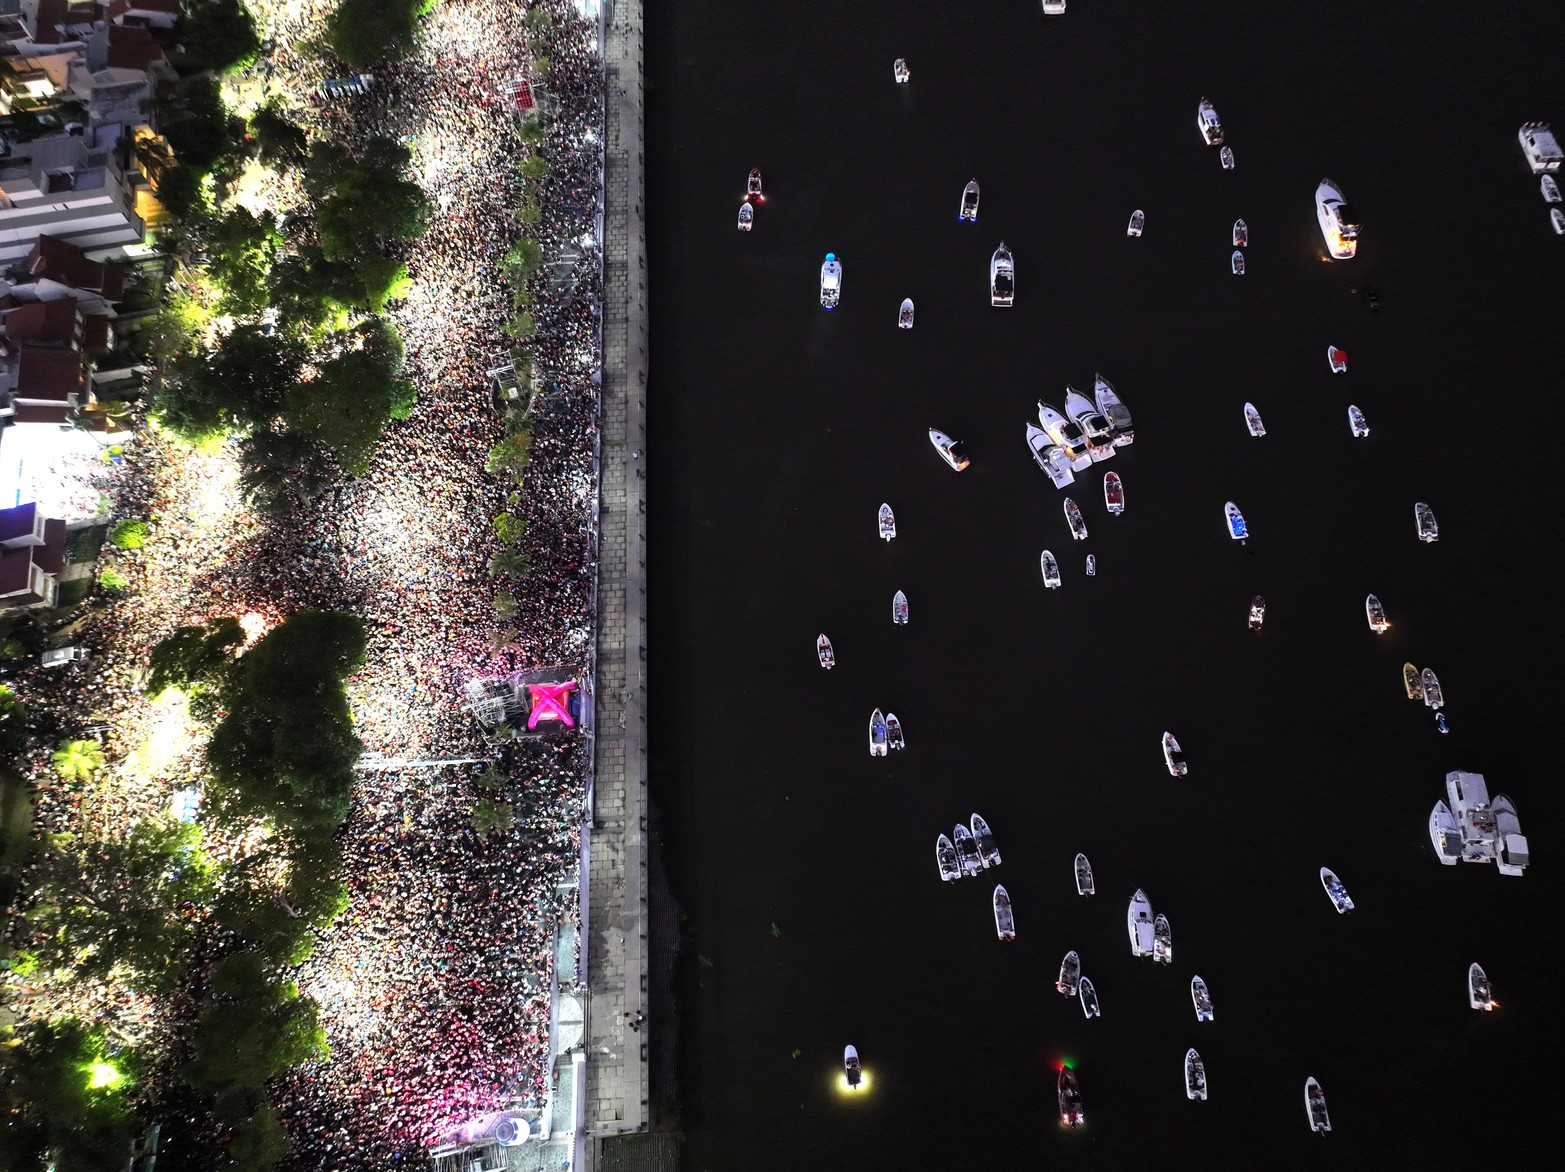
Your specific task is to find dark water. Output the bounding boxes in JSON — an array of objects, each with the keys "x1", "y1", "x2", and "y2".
[{"x1": 647, "y1": 2, "x2": 1563, "y2": 1166}]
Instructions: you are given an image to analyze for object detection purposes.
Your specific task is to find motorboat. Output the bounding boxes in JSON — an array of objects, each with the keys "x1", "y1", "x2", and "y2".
[
  {"x1": 1042, "y1": 0, "x2": 1067, "y2": 13},
  {"x1": 819, "y1": 252, "x2": 842, "y2": 308},
  {"x1": 936, "y1": 834, "x2": 961, "y2": 881},
  {"x1": 1127, "y1": 888, "x2": 1155, "y2": 956},
  {"x1": 953, "y1": 823, "x2": 983, "y2": 877},
  {"x1": 1493, "y1": 795, "x2": 1528, "y2": 877},
  {"x1": 1436, "y1": 712, "x2": 1449, "y2": 734},
  {"x1": 1220, "y1": 146, "x2": 1235, "y2": 170},
  {"x1": 1056, "y1": 950, "x2": 1081, "y2": 997},
  {"x1": 959, "y1": 179, "x2": 979, "y2": 222},
  {"x1": 1038, "y1": 402, "x2": 1091, "y2": 468},
  {"x1": 929, "y1": 428, "x2": 970, "y2": 471},
  {"x1": 1428, "y1": 800, "x2": 1461, "y2": 865},
  {"x1": 1058, "y1": 1068, "x2": 1084, "y2": 1127},
  {"x1": 1026, "y1": 424, "x2": 1076, "y2": 488},
  {"x1": 1191, "y1": 975, "x2": 1214, "y2": 1022},
  {"x1": 1103, "y1": 471, "x2": 1125, "y2": 514},
  {"x1": 1074, "y1": 853, "x2": 1094, "y2": 896},
  {"x1": 993, "y1": 884, "x2": 1015, "y2": 940},
  {"x1": 1328, "y1": 346, "x2": 1348, "y2": 373},
  {"x1": 1249, "y1": 594, "x2": 1265, "y2": 631},
  {"x1": 879, "y1": 502, "x2": 896, "y2": 540},
  {"x1": 1444, "y1": 772, "x2": 1528, "y2": 876},
  {"x1": 892, "y1": 590, "x2": 909, "y2": 625},
  {"x1": 1064, "y1": 388, "x2": 1115, "y2": 460},
  {"x1": 1415, "y1": 502, "x2": 1438, "y2": 542},
  {"x1": 1243, "y1": 402, "x2": 1266, "y2": 437},
  {"x1": 1320, "y1": 867, "x2": 1354, "y2": 914},
  {"x1": 1197, "y1": 97, "x2": 1223, "y2": 146},
  {"x1": 1185, "y1": 1049, "x2": 1207, "y2": 1101},
  {"x1": 1233, "y1": 219, "x2": 1248, "y2": 247},
  {"x1": 1064, "y1": 498, "x2": 1088, "y2": 541},
  {"x1": 893, "y1": 57, "x2": 910, "y2": 83},
  {"x1": 1348, "y1": 405, "x2": 1370, "y2": 437},
  {"x1": 1469, "y1": 963, "x2": 1497, "y2": 1011},
  {"x1": 971, "y1": 813, "x2": 1001, "y2": 868},
  {"x1": 1403, "y1": 663, "x2": 1423, "y2": 700},
  {"x1": 1544, "y1": 174, "x2": 1562, "y2": 203},
  {"x1": 1365, "y1": 594, "x2": 1389, "y2": 633},
  {"x1": 1085, "y1": 554, "x2": 1096, "y2": 576},
  {"x1": 1224, "y1": 501, "x2": 1247, "y2": 541},
  {"x1": 1551, "y1": 208, "x2": 1565, "y2": 235},
  {"x1": 1079, "y1": 977, "x2": 1099, "y2": 1019},
  {"x1": 1420, "y1": 668, "x2": 1444, "y2": 710},
  {"x1": 868, "y1": 709, "x2": 888, "y2": 757},
  {"x1": 1153, "y1": 913, "x2": 1173, "y2": 965},
  {"x1": 817, "y1": 634, "x2": 835, "y2": 668},
  {"x1": 844, "y1": 1045, "x2": 862, "y2": 1089},
  {"x1": 898, "y1": 298, "x2": 915, "y2": 329},
  {"x1": 990, "y1": 242, "x2": 1014, "y2": 307},
  {"x1": 1040, "y1": 550, "x2": 1061, "y2": 589},
  {"x1": 1304, "y1": 1078, "x2": 1331, "y2": 1133},
  {"x1": 1231, "y1": 249, "x2": 1245, "y2": 275},
  {"x1": 737, "y1": 202, "x2": 753, "y2": 231},
  {"x1": 1127, "y1": 209, "x2": 1144, "y2": 237},
  {"x1": 885, "y1": 713, "x2": 905, "y2": 751},
  {"x1": 1162, "y1": 732, "x2": 1187, "y2": 777},
  {"x1": 1316, "y1": 178, "x2": 1360, "y2": 259},
  {"x1": 1519, "y1": 121, "x2": 1563, "y2": 173},
  {"x1": 1365, "y1": 285, "x2": 1381, "y2": 311},
  {"x1": 747, "y1": 168, "x2": 764, "y2": 200},
  {"x1": 1094, "y1": 373, "x2": 1134, "y2": 444}
]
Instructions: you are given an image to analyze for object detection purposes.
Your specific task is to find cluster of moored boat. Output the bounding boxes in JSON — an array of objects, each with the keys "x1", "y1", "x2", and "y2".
[{"x1": 1518, "y1": 122, "x2": 1564, "y2": 233}]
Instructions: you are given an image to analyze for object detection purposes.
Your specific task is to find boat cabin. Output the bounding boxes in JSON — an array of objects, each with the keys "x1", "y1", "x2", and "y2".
[{"x1": 1520, "y1": 122, "x2": 1563, "y2": 173}]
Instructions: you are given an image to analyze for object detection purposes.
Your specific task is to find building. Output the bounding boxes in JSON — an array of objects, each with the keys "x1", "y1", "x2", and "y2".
[{"x1": 0, "y1": 498, "x2": 65, "y2": 609}]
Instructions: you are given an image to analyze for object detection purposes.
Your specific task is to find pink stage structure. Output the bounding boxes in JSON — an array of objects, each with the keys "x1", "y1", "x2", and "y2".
[{"x1": 463, "y1": 667, "x2": 587, "y2": 739}]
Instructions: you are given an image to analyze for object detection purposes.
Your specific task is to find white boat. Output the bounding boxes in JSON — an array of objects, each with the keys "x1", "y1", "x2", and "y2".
[
  {"x1": 898, "y1": 298, "x2": 914, "y2": 329},
  {"x1": 1243, "y1": 402, "x2": 1266, "y2": 437},
  {"x1": 1127, "y1": 888, "x2": 1155, "y2": 956},
  {"x1": 844, "y1": 1045, "x2": 862, "y2": 1089},
  {"x1": 1085, "y1": 553, "x2": 1096, "y2": 576},
  {"x1": 1469, "y1": 963, "x2": 1497, "y2": 1011},
  {"x1": 1197, "y1": 97, "x2": 1224, "y2": 146},
  {"x1": 1074, "y1": 853, "x2": 1094, "y2": 896},
  {"x1": 990, "y1": 242, "x2": 1014, "y2": 307},
  {"x1": 1185, "y1": 1049, "x2": 1207, "y2": 1101},
  {"x1": 1429, "y1": 800, "x2": 1461, "y2": 865},
  {"x1": 747, "y1": 168, "x2": 764, "y2": 200},
  {"x1": 1444, "y1": 772, "x2": 1528, "y2": 876},
  {"x1": 1038, "y1": 402, "x2": 1091, "y2": 469},
  {"x1": 1040, "y1": 550, "x2": 1061, "y2": 589},
  {"x1": 958, "y1": 179, "x2": 979, "y2": 222},
  {"x1": 1103, "y1": 471, "x2": 1124, "y2": 514},
  {"x1": 1162, "y1": 732, "x2": 1187, "y2": 776},
  {"x1": 1305, "y1": 1077, "x2": 1331, "y2": 1133},
  {"x1": 1231, "y1": 249, "x2": 1245, "y2": 275},
  {"x1": 1025, "y1": 423, "x2": 1075, "y2": 488},
  {"x1": 936, "y1": 834, "x2": 961, "y2": 881},
  {"x1": 820, "y1": 252, "x2": 842, "y2": 308},
  {"x1": 1094, "y1": 374, "x2": 1134, "y2": 445},
  {"x1": 1348, "y1": 405, "x2": 1370, "y2": 437},
  {"x1": 737, "y1": 202, "x2": 753, "y2": 231},
  {"x1": 1078, "y1": 976, "x2": 1099, "y2": 1019},
  {"x1": 1042, "y1": 0, "x2": 1067, "y2": 13},
  {"x1": 928, "y1": 428, "x2": 970, "y2": 471},
  {"x1": 953, "y1": 823, "x2": 983, "y2": 877},
  {"x1": 1519, "y1": 121, "x2": 1563, "y2": 173},
  {"x1": 993, "y1": 885, "x2": 1015, "y2": 940},
  {"x1": 1415, "y1": 501, "x2": 1438, "y2": 542},
  {"x1": 1544, "y1": 174, "x2": 1562, "y2": 203},
  {"x1": 1320, "y1": 867, "x2": 1354, "y2": 914},
  {"x1": 1127, "y1": 209, "x2": 1144, "y2": 237},
  {"x1": 1224, "y1": 501, "x2": 1248, "y2": 541},
  {"x1": 1420, "y1": 667, "x2": 1443, "y2": 710},
  {"x1": 1249, "y1": 595, "x2": 1266, "y2": 632},
  {"x1": 1064, "y1": 388, "x2": 1115, "y2": 461},
  {"x1": 1493, "y1": 795, "x2": 1528, "y2": 877},
  {"x1": 1058, "y1": 1068, "x2": 1084, "y2": 1127},
  {"x1": 893, "y1": 57, "x2": 910, "y2": 83},
  {"x1": 1328, "y1": 345, "x2": 1348, "y2": 373},
  {"x1": 1316, "y1": 178, "x2": 1360, "y2": 259},
  {"x1": 971, "y1": 813, "x2": 1001, "y2": 868},
  {"x1": 1153, "y1": 913, "x2": 1173, "y2": 965},
  {"x1": 1191, "y1": 975, "x2": 1214, "y2": 1022},
  {"x1": 1404, "y1": 663, "x2": 1423, "y2": 700},
  {"x1": 1552, "y1": 208, "x2": 1565, "y2": 235},
  {"x1": 1063, "y1": 498, "x2": 1088, "y2": 541},
  {"x1": 817, "y1": 633, "x2": 835, "y2": 668},
  {"x1": 892, "y1": 590, "x2": 909, "y2": 625},
  {"x1": 1365, "y1": 594, "x2": 1389, "y2": 634},
  {"x1": 1233, "y1": 219, "x2": 1248, "y2": 246},
  {"x1": 1056, "y1": 950, "x2": 1080, "y2": 996},
  {"x1": 879, "y1": 502, "x2": 896, "y2": 540},
  {"x1": 868, "y1": 709, "x2": 887, "y2": 757},
  {"x1": 1220, "y1": 146, "x2": 1234, "y2": 170},
  {"x1": 884, "y1": 712, "x2": 905, "y2": 751}
]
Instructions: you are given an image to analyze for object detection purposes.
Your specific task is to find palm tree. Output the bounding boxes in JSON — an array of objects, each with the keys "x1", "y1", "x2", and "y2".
[
  {"x1": 52, "y1": 739, "x2": 105, "y2": 783},
  {"x1": 488, "y1": 548, "x2": 533, "y2": 579},
  {"x1": 471, "y1": 801, "x2": 515, "y2": 835}
]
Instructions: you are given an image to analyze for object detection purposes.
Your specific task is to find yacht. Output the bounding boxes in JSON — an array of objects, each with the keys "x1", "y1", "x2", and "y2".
[
  {"x1": 1042, "y1": 0, "x2": 1067, "y2": 13},
  {"x1": 1103, "y1": 471, "x2": 1125, "y2": 514},
  {"x1": 1415, "y1": 501, "x2": 1438, "y2": 542},
  {"x1": 1233, "y1": 219, "x2": 1248, "y2": 246},
  {"x1": 1403, "y1": 662, "x2": 1423, "y2": 700},
  {"x1": 820, "y1": 252, "x2": 842, "y2": 308},
  {"x1": 1153, "y1": 914, "x2": 1173, "y2": 965},
  {"x1": 868, "y1": 709, "x2": 888, "y2": 757},
  {"x1": 1320, "y1": 867, "x2": 1354, "y2": 914},
  {"x1": 1064, "y1": 498, "x2": 1088, "y2": 541},
  {"x1": 993, "y1": 884, "x2": 1015, "y2": 940},
  {"x1": 1551, "y1": 208, "x2": 1565, "y2": 235},
  {"x1": 1365, "y1": 594, "x2": 1389, "y2": 634},
  {"x1": 959, "y1": 179, "x2": 980, "y2": 222},
  {"x1": 1304, "y1": 1077, "x2": 1331, "y2": 1133},
  {"x1": 936, "y1": 834, "x2": 961, "y2": 881},
  {"x1": 990, "y1": 242, "x2": 1014, "y2": 307},
  {"x1": 1056, "y1": 950, "x2": 1081, "y2": 997},
  {"x1": 1040, "y1": 550, "x2": 1061, "y2": 589},
  {"x1": 1058, "y1": 1068, "x2": 1084, "y2": 1127},
  {"x1": 1079, "y1": 977, "x2": 1100, "y2": 1018},
  {"x1": 737, "y1": 202, "x2": 753, "y2": 231},
  {"x1": 1085, "y1": 554, "x2": 1096, "y2": 576},
  {"x1": 1444, "y1": 771, "x2": 1529, "y2": 875},
  {"x1": 1243, "y1": 402, "x2": 1266, "y2": 437},
  {"x1": 1026, "y1": 424, "x2": 1076, "y2": 488},
  {"x1": 1220, "y1": 146, "x2": 1235, "y2": 170},
  {"x1": 899, "y1": 299, "x2": 915, "y2": 329},
  {"x1": 747, "y1": 168, "x2": 764, "y2": 200},
  {"x1": 1316, "y1": 178, "x2": 1360, "y2": 259},
  {"x1": 1249, "y1": 594, "x2": 1265, "y2": 631},
  {"x1": 1469, "y1": 963, "x2": 1497, "y2": 1011},
  {"x1": 892, "y1": 590, "x2": 909, "y2": 625},
  {"x1": 1224, "y1": 501, "x2": 1248, "y2": 541},
  {"x1": 1420, "y1": 668, "x2": 1443, "y2": 710},
  {"x1": 1518, "y1": 121, "x2": 1563, "y2": 173},
  {"x1": 879, "y1": 502, "x2": 896, "y2": 540},
  {"x1": 893, "y1": 57, "x2": 910, "y2": 83},
  {"x1": 1127, "y1": 888, "x2": 1155, "y2": 956},
  {"x1": 954, "y1": 823, "x2": 983, "y2": 877},
  {"x1": 817, "y1": 633, "x2": 835, "y2": 668},
  {"x1": 929, "y1": 428, "x2": 970, "y2": 471},
  {"x1": 1075, "y1": 853, "x2": 1095, "y2": 895},
  {"x1": 1064, "y1": 388, "x2": 1116, "y2": 459},
  {"x1": 1328, "y1": 345, "x2": 1348, "y2": 373},
  {"x1": 885, "y1": 713, "x2": 905, "y2": 751},
  {"x1": 1197, "y1": 97, "x2": 1224, "y2": 146},
  {"x1": 1348, "y1": 405, "x2": 1370, "y2": 437},
  {"x1": 1191, "y1": 975, "x2": 1214, "y2": 1022},
  {"x1": 1493, "y1": 795, "x2": 1528, "y2": 877},
  {"x1": 1127, "y1": 209, "x2": 1144, "y2": 237},
  {"x1": 971, "y1": 813, "x2": 1001, "y2": 868},
  {"x1": 1428, "y1": 800, "x2": 1461, "y2": 865},
  {"x1": 844, "y1": 1045, "x2": 862, "y2": 1089},
  {"x1": 1163, "y1": 732, "x2": 1187, "y2": 776},
  {"x1": 1038, "y1": 402, "x2": 1091, "y2": 468},
  {"x1": 1544, "y1": 174, "x2": 1562, "y2": 202},
  {"x1": 1094, "y1": 374, "x2": 1134, "y2": 444},
  {"x1": 1185, "y1": 1049, "x2": 1207, "y2": 1101},
  {"x1": 1231, "y1": 249, "x2": 1245, "y2": 275}
]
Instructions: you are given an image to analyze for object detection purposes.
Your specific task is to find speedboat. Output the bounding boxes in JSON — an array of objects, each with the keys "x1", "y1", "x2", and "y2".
[
  {"x1": 844, "y1": 1045, "x2": 862, "y2": 1089},
  {"x1": 929, "y1": 428, "x2": 970, "y2": 471},
  {"x1": 737, "y1": 202, "x2": 753, "y2": 231},
  {"x1": 1519, "y1": 121, "x2": 1563, "y2": 173},
  {"x1": 1320, "y1": 867, "x2": 1354, "y2": 914},
  {"x1": 1420, "y1": 668, "x2": 1443, "y2": 710},
  {"x1": 747, "y1": 168, "x2": 764, "y2": 200},
  {"x1": 1085, "y1": 554, "x2": 1096, "y2": 576},
  {"x1": 1058, "y1": 1068, "x2": 1084, "y2": 1127},
  {"x1": 1436, "y1": 712, "x2": 1449, "y2": 734},
  {"x1": 1064, "y1": 498, "x2": 1088, "y2": 541},
  {"x1": 990, "y1": 242, "x2": 1014, "y2": 307},
  {"x1": 1224, "y1": 501, "x2": 1247, "y2": 541},
  {"x1": 1220, "y1": 146, "x2": 1234, "y2": 170},
  {"x1": 819, "y1": 252, "x2": 842, "y2": 308},
  {"x1": 936, "y1": 834, "x2": 961, "y2": 881},
  {"x1": 971, "y1": 813, "x2": 1001, "y2": 868},
  {"x1": 1040, "y1": 550, "x2": 1061, "y2": 589},
  {"x1": 1316, "y1": 178, "x2": 1360, "y2": 259},
  {"x1": 1365, "y1": 594, "x2": 1389, "y2": 633},
  {"x1": 879, "y1": 503, "x2": 896, "y2": 540},
  {"x1": 1064, "y1": 388, "x2": 1115, "y2": 460},
  {"x1": 1026, "y1": 424, "x2": 1076, "y2": 488},
  {"x1": 993, "y1": 884, "x2": 1015, "y2": 940},
  {"x1": 1551, "y1": 208, "x2": 1565, "y2": 235},
  {"x1": 1042, "y1": 0, "x2": 1067, "y2": 13},
  {"x1": 1191, "y1": 975, "x2": 1214, "y2": 1021},
  {"x1": 1328, "y1": 346, "x2": 1348, "y2": 373},
  {"x1": 1304, "y1": 1077, "x2": 1331, "y2": 1133},
  {"x1": 1243, "y1": 402, "x2": 1266, "y2": 437},
  {"x1": 817, "y1": 634, "x2": 835, "y2": 668},
  {"x1": 1233, "y1": 219, "x2": 1248, "y2": 246},
  {"x1": 1103, "y1": 471, "x2": 1125, "y2": 514},
  {"x1": 1544, "y1": 174, "x2": 1562, "y2": 202},
  {"x1": 1197, "y1": 97, "x2": 1223, "y2": 145},
  {"x1": 899, "y1": 299, "x2": 915, "y2": 329},
  {"x1": 1153, "y1": 913, "x2": 1173, "y2": 965},
  {"x1": 1127, "y1": 209, "x2": 1144, "y2": 237},
  {"x1": 1415, "y1": 501, "x2": 1438, "y2": 542},
  {"x1": 953, "y1": 823, "x2": 983, "y2": 876},
  {"x1": 1038, "y1": 402, "x2": 1091, "y2": 469},
  {"x1": 885, "y1": 713, "x2": 905, "y2": 751},
  {"x1": 1429, "y1": 800, "x2": 1461, "y2": 865},
  {"x1": 1074, "y1": 853, "x2": 1094, "y2": 895},
  {"x1": 892, "y1": 590, "x2": 909, "y2": 625},
  {"x1": 1056, "y1": 950, "x2": 1081, "y2": 996},
  {"x1": 1348, "y1": 405, "x2": 1370, "y2": 437},
  {"x1": 1079, "y1": 977, "x2": 1099, "y2": 1019},
  {"x1": 959, "y1": 179, "x2": 980, "y2": 222},
  {"x1": 1493, "y1": 794, "x2": 1528, "y2": 877},
  {"x1": 1403, "y1": 663, "x2": 1423, "y2": 700},
  {"x1": 1162, "y1": 732, "x2": 1187, "y2": 777},
  {"x1": 1094, "y1": 373, "x2": 1134, "y2": 445},
  {"x1": 1231, "y1": 249, "x2": 1245, "y2": 275},
  {"x1": 1127, "y1": 888, "x2": 1155, "y2": 956},
  {"x1": 893, "y1": 57, "x2": 910, "y2": 83},
  {"x1": 1249, "y1": 594, "x2": 1265, "y2": 631},
  {"x1": 1185, "y1": 1049, "x2": 1207, "y2": 1101},
  {"x1": 868, "y1": 709, "x2": 888, "y2": 757},
  {"x1": 1469, "y1": 963, "x2": 1497, "y2": 1011}
]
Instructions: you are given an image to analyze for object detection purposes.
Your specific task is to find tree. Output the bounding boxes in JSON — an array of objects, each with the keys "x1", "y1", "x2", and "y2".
[
  {"x1": 248, "y1": 102, "x2": 309, "y2": 170},
  {"x1": 107, "y1": 519, "x2": 148, "y2": 549},
  {"x1": 485, "y1": 423, "x2": 533, "y2": 477},
  {"x1": 492, "y1": 512, "x2": 527, "y2": 546},
  {"x1": 0, "y1": 683, "x2": 26, "y2": 754},
  {"x1": 182, "y1": 0, "x2": 262, "y2": 74},
  {"x1": 236, "y1": 429, "x2": 338, "y2": 517},
  {"x1": 265, "y1": 248, "x2": 362, "y2": 329},
  {"x1": 282, "y1": 319, "x2": 414, "y2": 475},
  {"x1": 470, "y1": 800, "x2": 514, "y2": 835},
  {"x1": 505, "y1": 237, "x2": 543, "y2": 278},
  {"x1": 51, "y1": 740, "x2": 104, "y2": 784},
  {"x1": 146, "y1": 616, "x2": 244, "y2": 711},
  {"x1": 519, "y1": 154, "x2": 549, "y2": 180},
  {"x1": 0, "y1": 1019, "x2": 137, "y2": 1172},
  {"x1": 155, "y1": 325, "x2": 305, "y2": 443},
  {"x1": 200, "y1": 207, "x2": 279, "y2": 316},
  {"x1": 153, "y1": 163, "x2": 206, "y2": 220},
  {"x1": 487, "y1": 548, "x2": 532, "y2": 580},
  {"x1": 158, "y1": 75, "x2": 243, "y2": 176},
  {"x1": 325, "y1": 0, "x2": 424, "y2": 68}
]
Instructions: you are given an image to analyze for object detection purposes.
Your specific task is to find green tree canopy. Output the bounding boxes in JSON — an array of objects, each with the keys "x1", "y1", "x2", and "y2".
[
  {"x1": 236, "y1": 429, "x2": 338, "y2": 517},
  {"x1": 325, "y1": 0, "x2": 425, "y2": 69},
  {"x1": 0, "y1": 1019, "x2": 137, "y2": 1172},
  {"x1": 146, "y1": 616, "x2": 244, "y2": 712},
  {"x1": 200, "y1": 206, "x2": 279, "y2": 316},
  {"x1": 158, "y1": 75, "x2": 243, "y2": 176},
  {"x1": 283, "y1": 319, "x2": 414, "y2": 475},
  {"x1": 155, "y1": 325, "x2": 305, "y2": 443},
  {"x1": 248, "y1": 101, "x2": 309, "y2": 170},
  {"x1": 181, "y1": 0, "x2": 263, "y2": 74},
  {"x1": 107, "y1": 519, "x2": 148, "y2": 549},
  {"x1": 51, "y1": 740, "x2": 104, "y2": 784},
  {"x1": 185, "y1": 951, "x2": 327, "y2": 1100}
]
